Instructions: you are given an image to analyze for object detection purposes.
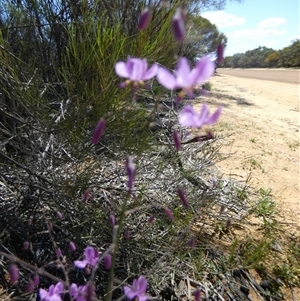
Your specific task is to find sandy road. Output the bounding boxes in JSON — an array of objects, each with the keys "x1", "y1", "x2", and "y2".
[
  {"x1": 197, "y1": 71, "x2": 300, "y2": 227},
  {"x1": 217, "y1": 68, "x2": 300, "y2": 84}
]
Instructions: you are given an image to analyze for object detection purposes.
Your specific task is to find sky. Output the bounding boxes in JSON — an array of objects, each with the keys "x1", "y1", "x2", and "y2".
[{"x1": 201, "y1": 0, "x2": 300, "y2": 56}]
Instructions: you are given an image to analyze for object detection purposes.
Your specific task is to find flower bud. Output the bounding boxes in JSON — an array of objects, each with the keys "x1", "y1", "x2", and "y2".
[
  {"x1": 8, "y1": 264, "x2": 19, "y2": 284},
  {"x1": 178, "y1": 187, "x2": 189, "y2": 208},
  {"x1": 92, "y1": 119, "x2": 106, "y2": 144},
  {"x1": 217, "y1": 43, "x2": 225, "y2": 63},
  {"x1": 172, "y1": 7, "x2": 185, "y2": 41},
  {"x1": 56, "y1": 211, "x2": 63, "y2": 219},
  {"x1": 32, "y1": 275, "x2": 40, "y2": 286},
  {"x1": 56, "y1": 248, "x2": 62, "y2": 258},
  {"x1": 109, "y1": 214, "x2": 116, "y2": 226},
  {"x1": 27, "y1": 279, "x2": 34, "y2": 293},
  {"x1": 126, "y1": 157, "x2": 135, "y2": 195},
  {"x1": 69, "y1": 241, "x2": 76, "y2": 252},
  {"x1": 104, "y1": 254, "x2": 112, "y2": 269},
  {"x1": 164, "y1": 207, "x2": 174, "y2": 221},
  {"x1": 23, "y1": 241, "x2": 29, "y2": 250},
  {"x1": 138, "y1": 7, "x2": 151, "y2": 31},
  {"x1": 173, "y1": 130, "x2": 181, "y2": 151}
]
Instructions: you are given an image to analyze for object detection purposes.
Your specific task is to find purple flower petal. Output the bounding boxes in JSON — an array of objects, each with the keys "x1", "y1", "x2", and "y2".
[
  {"x1": 53, "y1": 282, "x2": 64, "y2": 294},
  {"x1": 157, "y1": 67, "x2": 177, "y2": 89},
  {"x1": 179, "y1": 105, "x2": 202, "y2": 127},
  {"x1": 206, "y1": 106, "x2": 222, "y2": 125},
  {"x1": 74, "y1": 259, "x2": 89, "y2": 268},
  {"x1": 135, "y1": 276, "x2": 147, "y2": 293},
  {"x1": 142, "y1": 63, "x2": 158, "y2": 80},
  {"x1": 124, "y1": 286, "x2": 136, "y2": 299},
  {"x1": 196, "y1": 56, "x2": 215, "y2": 84},
  {"x1": 124, "y1": 276, "x2": 148, "y2": 301},
  {"x1": 176, "y1": 58, "x2": 191, "y2": 86},
  {"x1": 39, "y1": 288, "x2": 49, "y2": 300},
  {"x1": 130, "y1": 58, "x2": 145, "y2": 81},
  {"x1": 115, "y1": 61, "x2": 129, "y2": 78}
]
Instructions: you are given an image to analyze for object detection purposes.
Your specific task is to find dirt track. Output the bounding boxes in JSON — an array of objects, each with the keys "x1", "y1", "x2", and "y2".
[
  {"x1": 197, "y1": 72, "x2": 300, "y2": 227},
  {"x1": 217, "y1": 68, "x2": 300, "y2": 84}
]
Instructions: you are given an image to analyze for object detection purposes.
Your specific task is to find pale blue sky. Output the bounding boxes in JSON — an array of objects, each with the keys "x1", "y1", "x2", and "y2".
[{"x1": 201, "y1": 0, "x2": 300, "y2": 56}]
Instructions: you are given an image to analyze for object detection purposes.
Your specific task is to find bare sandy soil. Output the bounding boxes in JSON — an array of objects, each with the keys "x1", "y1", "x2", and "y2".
[
  {"x1": 204, "y1": 72, "x2": 299, "y2": 226},
  {"x1": 217, "y1": 68, "x2": 300, "y2": 84}
]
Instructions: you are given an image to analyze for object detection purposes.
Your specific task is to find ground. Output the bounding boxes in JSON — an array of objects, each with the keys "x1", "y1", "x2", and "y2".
[
  {"x1": 198, "y1": 68, "x2": 299, "y2": 300},
  {"x1": 207, "y1": 69, "x2": 299, "y2": 227}
]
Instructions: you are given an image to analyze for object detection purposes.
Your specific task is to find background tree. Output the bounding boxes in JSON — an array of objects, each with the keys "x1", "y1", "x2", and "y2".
[
  {"x1": 220, "y1": 40, "x2": 300, "y2": 68},
  {"x1": 179, "y1": 15, "x2": 228, "y2": 62}
]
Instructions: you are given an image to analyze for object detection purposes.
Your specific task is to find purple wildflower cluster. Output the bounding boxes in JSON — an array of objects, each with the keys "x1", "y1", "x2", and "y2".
[{"x1": 7, "y1": 4, "x2": 224, "y2": 301}]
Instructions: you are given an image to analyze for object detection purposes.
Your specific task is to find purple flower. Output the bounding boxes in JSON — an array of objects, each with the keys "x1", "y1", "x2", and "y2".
[
  {"x1": 179, "y1": 104, "x2": 222, "y2": 128},
  {"x1": 126, "y1": 156, "x2": 135, "y2": 195},
  {"x1": 157, "y1": 57, "x2": 214, "y2": 98},
  {"x1": 92, "y1": 119, "x2": 106, "y2": 144},
  {"x1": 138, "y1": 7, "x2": 151, "y2": 31},
  {"x1": 172, "y1": 7, "x2": 185, "y2": 41},
  {"x1": 124, "y1": 276, "x2": 148, "y2": 301},
  {"x1": 74, "y1": 246, "x2": 99, "y2": 269},
  {"x1": 115, "y1": 57, "x2": 157, "y2": 87},
  {"x1": 39, "y1": 282, "x2": 64, "y2": 301},
  {"x1": 8, "y1": 264, "x2": 19, "y2": 284},
  {"x1": 173, "y1": 130, "x2": 181, "y2": 151},
  {"x1": 70, "y1": 283, "x2": 88, "y2": 301}
]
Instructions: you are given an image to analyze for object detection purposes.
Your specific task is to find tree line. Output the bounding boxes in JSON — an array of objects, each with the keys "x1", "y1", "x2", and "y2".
[{"x1": 220, "y1": 40, "x2": 300, "y2": 68}]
